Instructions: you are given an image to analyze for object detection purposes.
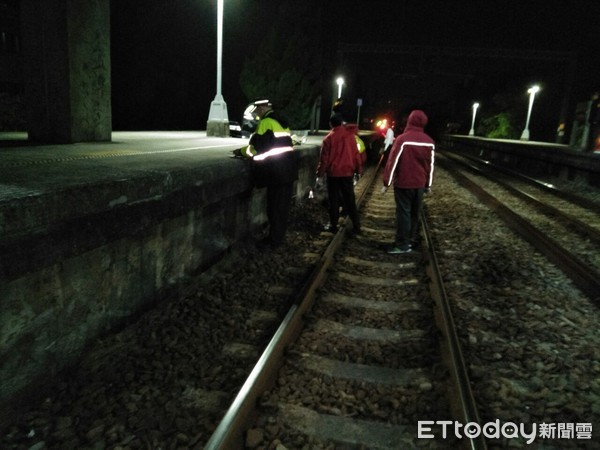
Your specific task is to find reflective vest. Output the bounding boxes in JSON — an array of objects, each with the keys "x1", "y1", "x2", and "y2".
[
  {"x1": 244, "y1": 110, "x2": 297, "y2": 187},
  {"x1": 356, "y1": 135, "x2": 366, "y2": 154}
]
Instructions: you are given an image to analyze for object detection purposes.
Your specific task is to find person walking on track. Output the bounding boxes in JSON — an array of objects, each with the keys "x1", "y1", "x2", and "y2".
[
  {"x1": 316, "y1": 113, "x2": 363, "y2": 234},
  {"x1": 382, "y1": 109, "x2": 435, "y2": 254}
]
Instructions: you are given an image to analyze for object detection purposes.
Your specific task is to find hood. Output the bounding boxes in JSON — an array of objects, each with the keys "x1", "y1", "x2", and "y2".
[{"x1": 407, "y1": 110, "x2": 428, "y2": 129}]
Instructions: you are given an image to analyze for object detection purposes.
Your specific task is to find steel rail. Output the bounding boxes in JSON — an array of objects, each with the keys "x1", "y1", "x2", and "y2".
[
  {"x1": 440, "y1": 158, "x2": 600, "y2": 303},
  {"x1": 203, "y1": 166, "x2": 380, "y2": 450},
  {"x1": 422, "y1": 211, "x2": 488, "y2": 450},
  {"x1": 204, "y1": 160, "x2": 488, "y2": 449},
  {"x1": 444, "y1": 149, "x2": 600, "y2": 215},
  {"x1": 443, "y1": 152, "x2": 600, "y2": 243},
  {"x1": 369, "y1": 154, "x2": 487, "y2": 450},
  {"x1": 381, "y1": 151, "x2": 486, "y2": 450}
]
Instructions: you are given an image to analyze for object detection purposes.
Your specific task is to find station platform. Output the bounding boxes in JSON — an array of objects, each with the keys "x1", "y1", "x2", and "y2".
[
  {"x1": 441, "y1": 134, "x2": 600, "y2": 187},
  {"x1": 0, "y1": 131, "x2": 328, "y2": 411},
  {"x1": 1, "y1": 132, "x2": 247, "y2": 237},
  {"x1": 0, "y1": 131, "x2": 329, "y2": 237}
]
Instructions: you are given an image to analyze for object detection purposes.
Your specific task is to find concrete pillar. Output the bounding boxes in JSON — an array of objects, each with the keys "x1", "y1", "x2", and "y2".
[{"x1": 21, "y1": 0, "x2": 111, "y2": 143}]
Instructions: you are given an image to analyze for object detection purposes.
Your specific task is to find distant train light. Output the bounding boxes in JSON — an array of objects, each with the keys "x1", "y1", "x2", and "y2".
[{"x1": 376, "y1": 118, "x2": 388, "y2": 130}]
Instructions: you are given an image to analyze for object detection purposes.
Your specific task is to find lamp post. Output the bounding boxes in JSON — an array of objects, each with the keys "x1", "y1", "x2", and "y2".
[
  {"x1": 336, "y1": 77, "x2": 344, "y2": 100},
  {"x1": 469, "y1": 102, "x2": 480, "y2": 136},
  {"x1": 520, "y1": 85, "x2": 540, "y2": 141},
  {"x1": 206, "y1": 0, "x2": 229, "y2": 137}
]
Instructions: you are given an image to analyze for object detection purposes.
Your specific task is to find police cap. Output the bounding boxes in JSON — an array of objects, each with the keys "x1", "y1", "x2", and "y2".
[{"x1": 253, "y1": 99, "x2": 272, "y2": 107}]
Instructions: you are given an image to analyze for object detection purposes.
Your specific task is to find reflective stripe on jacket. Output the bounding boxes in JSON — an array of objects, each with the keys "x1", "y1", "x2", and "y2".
[
  {"x1": 383, "y1": 141, "x2": 435, "y2": 188},
  {"x1": 382, "y1": 110, "x2": 435, "y2": 189},
  {"x1": 248, "y1": 111, "x2": 297, "y2": 187}
]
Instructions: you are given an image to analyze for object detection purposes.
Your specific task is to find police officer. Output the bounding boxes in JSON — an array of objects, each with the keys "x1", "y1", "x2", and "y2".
[{"x1": 242, "y1": 100, "x2": 298, "y2": 247}]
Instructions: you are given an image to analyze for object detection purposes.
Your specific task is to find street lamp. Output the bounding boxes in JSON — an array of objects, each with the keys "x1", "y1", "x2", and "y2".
[
  {"x1": 520, "y1": 85, "x2": 540, "y2": 141},
  {"x1": 206, "y1": 0, "x2": 229, "y2": 137},
  {"x1": 469, "y1": 102, "x2": 480, "y2": 136},
  {"x1": 336, "y1": 77, "x2": 345, "y2": 100}
]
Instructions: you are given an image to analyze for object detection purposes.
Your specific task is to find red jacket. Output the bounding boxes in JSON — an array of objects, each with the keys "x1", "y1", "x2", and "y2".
[
  {"x1": 382, "y1": 110, "x2": 435, "y2": 189},
  {"x1": 317, "y1": 125, "x2": 362, "y2": 178}
]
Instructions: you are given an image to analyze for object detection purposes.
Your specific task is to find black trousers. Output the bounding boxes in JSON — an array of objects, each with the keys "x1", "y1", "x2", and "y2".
[
  {"x1": 393, "y1": 187, "x2": 425, "y2": 249},
  {"x1": 326, "y1": 176, "x2": 360, "y2": 230},
  {"x1": 266, "y1": 182, "x2": 293, "y2": 245}
]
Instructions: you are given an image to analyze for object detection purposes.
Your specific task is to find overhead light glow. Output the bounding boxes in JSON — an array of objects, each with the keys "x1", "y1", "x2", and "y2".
[{"x1": 336, "y1": 77, "x2": 345, "y2": 99}]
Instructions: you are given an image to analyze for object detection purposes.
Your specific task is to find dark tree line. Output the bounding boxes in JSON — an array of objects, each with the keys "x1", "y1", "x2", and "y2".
[{"x1": 239, "y1": 1, "x2": 324, "y2": 129}]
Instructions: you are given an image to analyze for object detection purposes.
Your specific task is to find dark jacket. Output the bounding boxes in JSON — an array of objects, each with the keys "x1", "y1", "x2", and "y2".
[
  {"x1": 382, "y1": 110, "x2": 435, "y2": 189},
  {"x1": 317, "y1": 125, "x2": 363, "y2": 178}
]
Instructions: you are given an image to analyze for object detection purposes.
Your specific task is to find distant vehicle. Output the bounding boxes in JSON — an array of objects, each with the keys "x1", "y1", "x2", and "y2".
[
  {"x1": 229, "y1": 121, "x2": 242, "y2": 137},
  {"x1": 229, "y1": 103, "x2": 259, "y2": 138}
]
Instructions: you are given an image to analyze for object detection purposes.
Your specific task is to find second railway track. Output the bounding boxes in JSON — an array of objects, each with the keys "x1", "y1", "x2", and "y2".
[{"x1": 438, "y1": 152, "x2": 600, "y2": 303}]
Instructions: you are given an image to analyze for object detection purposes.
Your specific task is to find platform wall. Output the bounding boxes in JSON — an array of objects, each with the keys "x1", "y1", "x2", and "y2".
[
  {"x1": 442, "y1": 135, "x2": 600, "y2": 187},
  {"x1": 0, "y1": 145, "x2": 320, "y2": 415}
]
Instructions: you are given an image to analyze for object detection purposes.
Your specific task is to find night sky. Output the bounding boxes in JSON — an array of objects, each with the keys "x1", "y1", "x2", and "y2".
[{"x1": 109, "y1": 0, "x2": 599, "y2": 139}]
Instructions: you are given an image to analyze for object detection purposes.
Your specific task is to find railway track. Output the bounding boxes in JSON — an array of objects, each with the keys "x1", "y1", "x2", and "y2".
[
  {"x1": 423, "y1": 166, "x2": 600, "y2": 450},
  {"x1": 205, "y1": 168, "x2": 485, "y2": 449},
  {"x1": 443, "y1": 152, "x2": 600, "y2": 240},
  {"x1": 446, "y1": 150, "x2": 600, "y2": 214},
  {"x1": 437, "y1": 152, "x2": 600, "y2": 303},
  {"x1": 3, "y1": 148, "x2": 598, "y2": 449},
  {"x1": 9, "y1": 151, "x2": 599, "y2": 449}
]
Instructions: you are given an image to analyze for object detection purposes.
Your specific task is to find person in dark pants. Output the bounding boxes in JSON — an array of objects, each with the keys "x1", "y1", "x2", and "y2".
[
  {"x1": 241, "y1": 99, "x2": 298, "y2": 247},
  {"x1": 382, "y1": 109, "x2": 435, "y2": 254},
  {"x1": 316, "y1": 114, "x2": 362, "y2": 234},
  {"x1": 393, "y1": 188, "x2": 425, "y2": 251}
]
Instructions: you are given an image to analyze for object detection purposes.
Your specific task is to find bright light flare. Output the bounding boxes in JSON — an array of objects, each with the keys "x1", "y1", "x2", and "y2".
[
  {"x1": 469, "y1": 102, "x2": 480, "y2": 136},
  {"x1": 376, "y1": 118, "x2": 388, "y2": 130}
]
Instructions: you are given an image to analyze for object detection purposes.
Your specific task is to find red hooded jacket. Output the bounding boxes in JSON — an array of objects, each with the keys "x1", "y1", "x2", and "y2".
[
  {"x1": 317, "y1": 125, "x2": 363, "y2": 178},
  {"x1": 382, "y1": 110, "x2": 435, "y2": 189}
]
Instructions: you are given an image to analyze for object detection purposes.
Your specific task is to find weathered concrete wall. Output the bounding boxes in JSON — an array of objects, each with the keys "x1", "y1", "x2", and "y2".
[
  {"x1": 441, "y1": 135, "x2": 600, "y2": 187},
  {"x1": 20, "y1": 0, "x2": 111, "y2": 143},
  {"x1": 67, "y1": 0, "x2": 112, "y2": 142},
  {"x1": 0, "y1": 145, "x2": 320, "y2": 414}
]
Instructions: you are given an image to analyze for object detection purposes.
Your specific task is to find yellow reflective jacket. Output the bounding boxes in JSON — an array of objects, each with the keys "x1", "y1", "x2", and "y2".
[{"x1": 244, "y1": 110, "x2": 297, "y2": 187}]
